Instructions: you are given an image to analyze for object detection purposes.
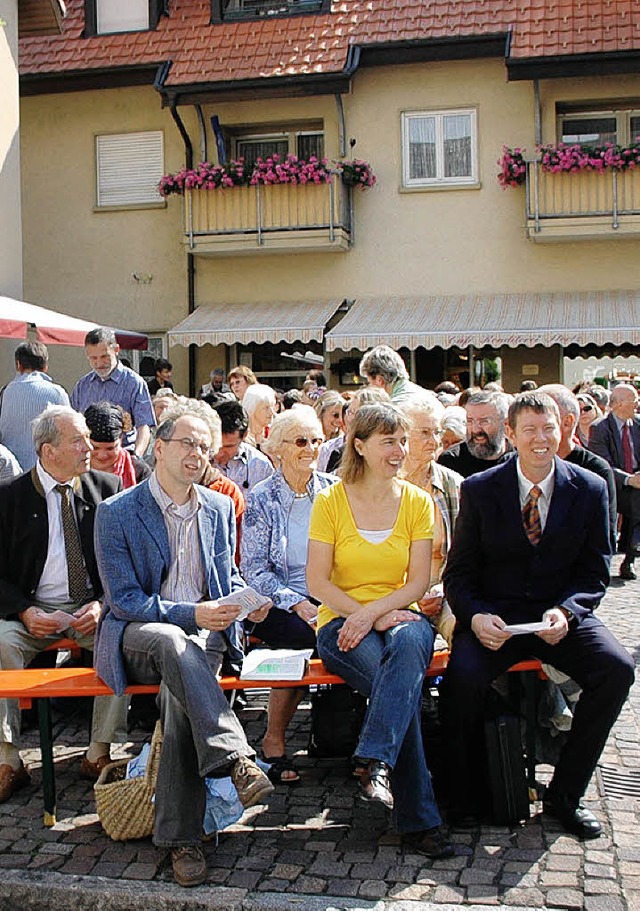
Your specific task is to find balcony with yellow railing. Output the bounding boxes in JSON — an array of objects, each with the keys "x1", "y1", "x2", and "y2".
[
  {"x1": 182, "y1": 180, "x2": 352, "y2": 256},
  {"x1": 525, "y1": 161, "x2": 640, "y2": 242}
]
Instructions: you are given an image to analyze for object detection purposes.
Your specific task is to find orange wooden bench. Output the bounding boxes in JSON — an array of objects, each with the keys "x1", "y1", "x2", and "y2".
[{"x1": 0, "y1": 652, "x2": 545, "y2": 826}]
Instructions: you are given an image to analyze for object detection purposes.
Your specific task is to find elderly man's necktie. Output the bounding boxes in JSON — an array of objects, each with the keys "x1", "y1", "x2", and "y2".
[
  {"x1": 622, "y1": 423, "x2": 634, "y2": 474},
  {"x1": 55, "y1": 484, "x2": 87, "y2": 602},
  {"x1": 523, "y1": 485, "x2": 542, "y2": 546}
]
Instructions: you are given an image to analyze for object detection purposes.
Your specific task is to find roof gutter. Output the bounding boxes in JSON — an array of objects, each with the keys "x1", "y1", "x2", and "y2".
[
  {"x1": 155, "y1": 60, "x2": 198, "y2": 396},
  {"x1": 354, "y1": 32, "x2": 509, "y2": 68},
  {"x1": 20, "y1": 63, "x2": 162, "y2": 96},
  {"x1": 507, "y1": 50, "x2": 640, "y2": 81}
]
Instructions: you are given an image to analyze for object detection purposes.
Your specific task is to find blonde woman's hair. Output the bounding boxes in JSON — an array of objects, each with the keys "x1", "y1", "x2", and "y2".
[{"x1": 227, "y1": 364, "x2": 257, "y2": 385}]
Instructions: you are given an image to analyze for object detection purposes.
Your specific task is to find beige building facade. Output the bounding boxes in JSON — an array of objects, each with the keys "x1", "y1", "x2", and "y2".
[
  {"x1": 1, "y1": 0, "x2": 23, "y2": 300},
  {"x1": 18, "y1": 9, "x2": 640, "y2": 393}
]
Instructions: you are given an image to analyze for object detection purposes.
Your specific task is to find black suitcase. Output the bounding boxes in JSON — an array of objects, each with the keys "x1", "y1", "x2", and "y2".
[{"x1": 484, "y1": 714, "x2": 530, "y2": 825}]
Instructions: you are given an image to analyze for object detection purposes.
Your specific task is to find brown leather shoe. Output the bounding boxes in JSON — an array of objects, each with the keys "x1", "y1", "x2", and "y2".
[
  {"x1": 80, "y1": 754, "x2": 111, "y2": 781},
  {"x1": 0, "y1": 762, "x2": 31, "y2": 803},
  {"x1": 171, "y1": 845, "x2": 207, "y2": 887},
  {"x1": 359, "y1": 760, "x2": 394, "y2": 810},
  {"x1": 231, "y1": 756, "x2": 274, "y2": 808}
]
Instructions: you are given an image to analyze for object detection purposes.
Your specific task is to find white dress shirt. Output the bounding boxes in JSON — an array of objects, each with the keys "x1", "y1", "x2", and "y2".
[
  {"x1": 515, "y1": 458, "x2": 555, "y2": 533},
  {"x1": 35, "y1": 461, "x2": 79, "y2": 604}
]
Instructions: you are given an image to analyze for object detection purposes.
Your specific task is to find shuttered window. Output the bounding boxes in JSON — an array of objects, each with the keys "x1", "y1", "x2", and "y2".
[{"x1": 96, "y1": 132, "x2": 164, "y2": 207}]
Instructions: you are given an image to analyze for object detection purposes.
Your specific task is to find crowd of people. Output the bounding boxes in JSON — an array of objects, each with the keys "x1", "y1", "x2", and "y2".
[{"x1": 0, "y1": 334, "x2": 635, "y2": 887}]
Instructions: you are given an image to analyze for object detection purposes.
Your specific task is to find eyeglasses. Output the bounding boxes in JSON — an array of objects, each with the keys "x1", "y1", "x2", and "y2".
[
  {"x1": 580, "y1": 405, "x2": 594, "y2": 413},
  {"x1": 284, "y1": 437, "x2": 323, "y2": 448},
  {"x1": 165, "y1": 437, "x2": 211, "y2": 456},
  {"x1": 467, "y1": 417, "x2": 497, "y2": 429}
]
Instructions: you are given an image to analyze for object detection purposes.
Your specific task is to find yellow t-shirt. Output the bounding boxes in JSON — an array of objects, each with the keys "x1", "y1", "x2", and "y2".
[{"x1": 308, "y1": 479, "x2": 434, "y2": 630}]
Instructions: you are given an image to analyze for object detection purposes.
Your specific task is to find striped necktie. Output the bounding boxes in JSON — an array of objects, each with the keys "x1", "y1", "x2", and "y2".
[
  {"x1": 523, "y1": 485, "x2": 542, "y2": 547},
  {"x1": 55, "y1": 484, "x2": 87, "y2": 602}
]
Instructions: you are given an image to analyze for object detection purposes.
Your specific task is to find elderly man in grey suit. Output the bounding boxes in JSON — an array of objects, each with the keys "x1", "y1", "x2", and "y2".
[
  {"x1": 94, "y1": 400, "x2": 273, "y2": 888},
  {"x1": 589, "y1": 383, "x2": 640, "y2": 580}
]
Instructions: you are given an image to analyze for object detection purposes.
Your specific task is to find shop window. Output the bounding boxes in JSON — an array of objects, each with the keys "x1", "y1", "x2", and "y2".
[
  {"x1": 402, "y1": 109, "x2": 478, "y2": 188},
  {"x1": 234, "y1": 341, "x2": 323, "y2": 389},
  {"x1": 95, "y1": 131, "x2": 164, "y2": 208}
]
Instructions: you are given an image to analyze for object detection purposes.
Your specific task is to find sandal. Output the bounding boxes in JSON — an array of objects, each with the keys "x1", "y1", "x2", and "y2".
[{"x1": 263, "y1": 755, "x2": 301, "y2": 785}]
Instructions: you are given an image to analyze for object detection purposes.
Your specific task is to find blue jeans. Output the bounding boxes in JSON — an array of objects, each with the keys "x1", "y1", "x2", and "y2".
[
  {"x1": 122, "y1": 622, "x2": 254, "y2": 847},
  {"x1": 317, "y1": 615, "x2": 442, "y2": 833}
]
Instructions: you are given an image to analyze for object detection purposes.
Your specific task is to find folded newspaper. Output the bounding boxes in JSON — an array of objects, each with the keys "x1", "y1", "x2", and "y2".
[{"x1": 240, "y1": 648, "x2": 314, "y2": 681}]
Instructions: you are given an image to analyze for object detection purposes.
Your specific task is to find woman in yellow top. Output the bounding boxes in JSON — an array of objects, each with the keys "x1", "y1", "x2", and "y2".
[{"x1": 307, "y1": 402, "x2": 453, "y2": 858}]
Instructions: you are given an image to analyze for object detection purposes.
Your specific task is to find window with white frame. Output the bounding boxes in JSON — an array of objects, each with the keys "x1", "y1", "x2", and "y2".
[
  {"x1": 559, "y1": 108, "x2": 640, "y2": 146},
  {"x1": 96, "y1": 0, "x2": 149, "y2": 33},
  {"x1": 233, "y1": 130, "x2": 324, "y2": 168},
  {"x1": 96, "y1": 131, "x2": 164, "y2": 208},
  {"x1": 402, "y1": 109, "x2": 478, "y2": 188}
]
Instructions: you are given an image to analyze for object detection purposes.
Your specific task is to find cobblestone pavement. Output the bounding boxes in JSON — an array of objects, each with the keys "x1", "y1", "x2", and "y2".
[{"x1": 0, "y1": 554, "x2": 638, "y2": 911}]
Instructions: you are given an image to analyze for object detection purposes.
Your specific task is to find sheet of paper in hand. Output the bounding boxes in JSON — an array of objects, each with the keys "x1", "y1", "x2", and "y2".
[
  {"x1": 503, "y1": 619, "x2": 552, "y2": 635},
  {"x1": 217, "y1": 587, "x2": 271, "y2": 621}
]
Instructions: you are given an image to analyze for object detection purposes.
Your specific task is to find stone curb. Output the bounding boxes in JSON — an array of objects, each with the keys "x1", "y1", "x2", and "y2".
[{"x1": 0, "y1": 871, "x2": 549, "y2": 911}]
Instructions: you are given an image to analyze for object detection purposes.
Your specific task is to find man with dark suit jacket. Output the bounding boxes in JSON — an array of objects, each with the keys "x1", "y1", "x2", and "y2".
[
  {"x1": 588, "y1": 383, "x2": 640, "y2": 580},
  {"x1": 538, "y1": 384, "x2": 617, "y2": 550},
  {"x1": 0, "y1": 405, "x2": 127, "y2": 804},
  {"x1": 441, "y1": 392, "x2": 634, "y2": 838}
]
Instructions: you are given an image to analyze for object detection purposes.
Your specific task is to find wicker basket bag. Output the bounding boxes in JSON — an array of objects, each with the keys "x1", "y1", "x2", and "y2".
[{"x1": 94, "y1": 720, "x2": 163, "y2": 841}]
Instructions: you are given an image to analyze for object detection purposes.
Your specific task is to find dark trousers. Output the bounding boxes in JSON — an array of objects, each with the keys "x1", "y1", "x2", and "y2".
[
  {"x1": 615, "y1": 482, "x2": 640, "y2": 557},
  {"x1": 248, "y1": 607, "x2": 317, "y2": 651},
  {"x1": 440, "y1": 616, "x2": 634, "y2": 813}
]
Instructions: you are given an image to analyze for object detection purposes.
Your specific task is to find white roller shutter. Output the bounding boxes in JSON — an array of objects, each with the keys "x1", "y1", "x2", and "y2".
[{"x1": 96, "y1": 131, "x2": 164, "y2": 207}]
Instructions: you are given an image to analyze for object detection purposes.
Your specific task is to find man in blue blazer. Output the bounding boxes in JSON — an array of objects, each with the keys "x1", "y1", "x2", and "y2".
[
  {"x1": 588, "y1": 383, "x2": 640, "y2": 580},
  {"x1": 441, "y1": 392, "x2": 634, "y2": 838},
  {"x1": 95, "y1": 401, "x2": 273, "y2": 888}
]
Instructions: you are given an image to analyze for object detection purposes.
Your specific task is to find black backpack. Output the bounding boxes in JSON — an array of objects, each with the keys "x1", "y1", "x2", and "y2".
[{"x1": 307, "y1": 684, "x2": 367, "y2": 758}]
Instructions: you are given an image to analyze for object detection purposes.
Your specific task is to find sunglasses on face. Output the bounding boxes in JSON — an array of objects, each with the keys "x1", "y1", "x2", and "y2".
[
  {"x1": 580, "y1": 405, "x2": 594, "y2": 413},
  {"x1": 284, "y1": 437, "x2": 323, "y2": 448}
]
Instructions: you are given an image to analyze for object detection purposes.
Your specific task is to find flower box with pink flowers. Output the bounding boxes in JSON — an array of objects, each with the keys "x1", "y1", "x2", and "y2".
[
  {"x1": 160, "y1": 155, "x2": 375, "y2": 255},
  {"x1": 498, "y1": 143, "x2": 640, "y2": 241}
]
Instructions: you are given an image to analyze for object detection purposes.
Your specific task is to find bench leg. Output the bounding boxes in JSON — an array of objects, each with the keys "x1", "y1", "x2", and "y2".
[
  {"x1": 522, "y1": 672, "x2": 539, "y2": 799},
  {"x1": 36, "y1": 698, "x2": 56, "y2": 826}
]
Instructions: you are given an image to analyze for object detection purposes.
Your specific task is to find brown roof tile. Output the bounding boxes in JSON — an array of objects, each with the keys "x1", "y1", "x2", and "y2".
[{"x1": 18, "y1": 0, "x2": 640, "y2": 86}]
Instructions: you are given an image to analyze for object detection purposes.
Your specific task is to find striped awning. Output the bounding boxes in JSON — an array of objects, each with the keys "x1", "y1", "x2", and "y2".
[
  {"x1": 168, "y1": 299, "x2": 343, "y2": 348},
  {"x1": 325, "y1": 292, "x2": 640, "y2": 351}
]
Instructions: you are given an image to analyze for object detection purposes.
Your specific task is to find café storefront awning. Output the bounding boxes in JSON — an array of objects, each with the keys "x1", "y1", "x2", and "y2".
[
  {"x1": 168, "y1": 299, "x2": 343, "y2": 347},
  {"x1": 325, "y1": 291, "x2": 640, "y2": 352}
]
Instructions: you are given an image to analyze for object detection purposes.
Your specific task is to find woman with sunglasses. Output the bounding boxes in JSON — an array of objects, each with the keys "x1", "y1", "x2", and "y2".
[
  {"x1": 241, "y1": 406, "x2": 338, "y2": 783},
  {"x1": 306, "y1": 402, "x2": 453, "y2": 858},
  {"x1": 576, "y1": 393, "x2": 603, "y2": 447}
]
